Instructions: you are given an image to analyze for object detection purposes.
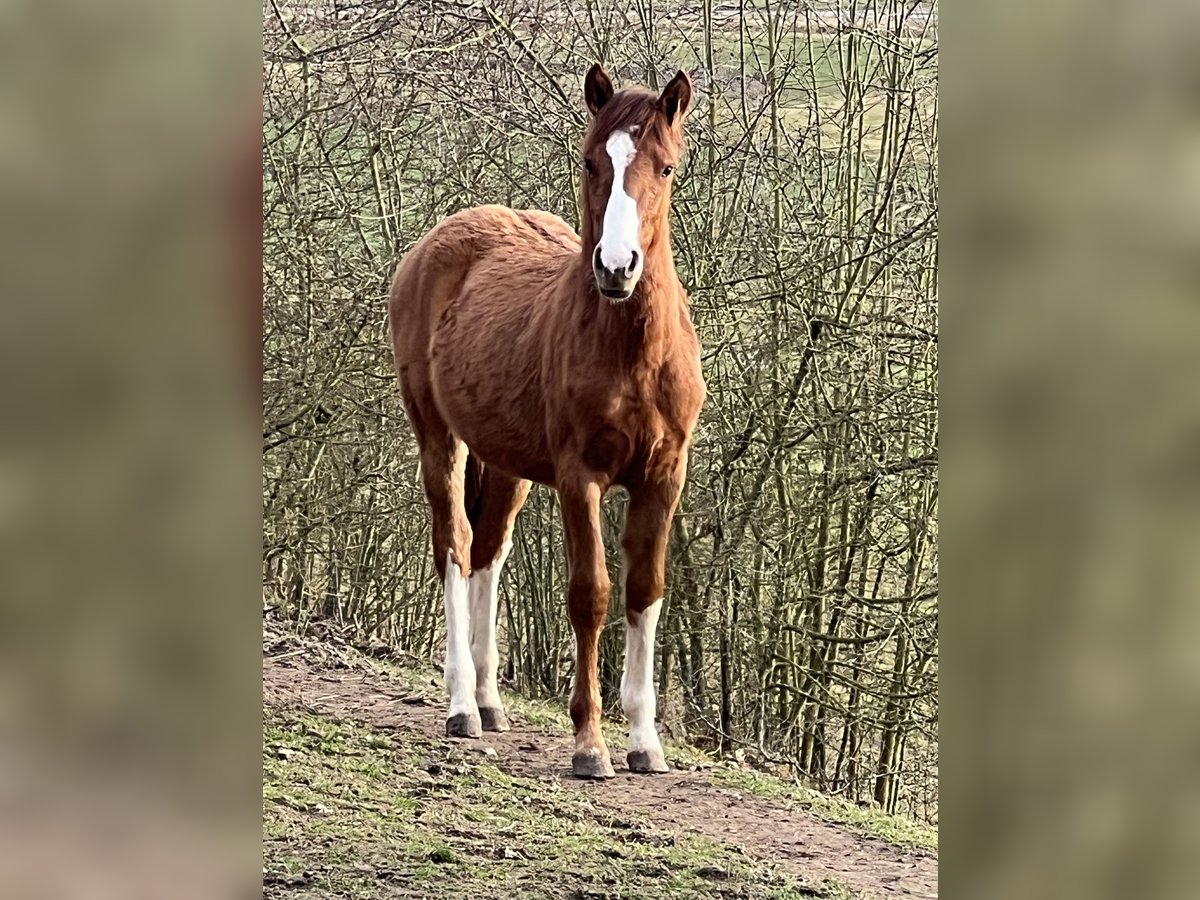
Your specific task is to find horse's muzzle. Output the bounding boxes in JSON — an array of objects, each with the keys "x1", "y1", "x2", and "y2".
[{"x1": 592, "y1": 245, "x2": 642, "y2": 302}]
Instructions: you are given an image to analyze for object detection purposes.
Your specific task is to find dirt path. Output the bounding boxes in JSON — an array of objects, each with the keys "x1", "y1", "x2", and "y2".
[{"x1": 263, "y1": 627, "x2": 936, "y2": 899}]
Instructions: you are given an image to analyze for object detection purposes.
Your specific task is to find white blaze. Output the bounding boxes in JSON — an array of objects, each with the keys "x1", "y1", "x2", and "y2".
[
  {"x1": 469, "y1": 538, "x2": 512, "y2": 710},
  {"x1": 621, "y1": 598, "x2": 664, "y2": 755},
  {"x1": 598, "y1": 129, "x2": 641, "y2": 273},
  {"x1": 443, "y1": 551, "x2": 478, "y2": 718}
]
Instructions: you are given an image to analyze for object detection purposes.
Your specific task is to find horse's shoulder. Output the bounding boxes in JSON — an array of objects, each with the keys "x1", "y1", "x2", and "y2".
[{"x1": 662, "y1": 321, "x2": 706, "y2": 417}]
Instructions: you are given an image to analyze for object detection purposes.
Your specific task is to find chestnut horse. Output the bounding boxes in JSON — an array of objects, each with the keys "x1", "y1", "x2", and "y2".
[{"x1": 388, "y1": 65, "x2": 704, "y2": 779}]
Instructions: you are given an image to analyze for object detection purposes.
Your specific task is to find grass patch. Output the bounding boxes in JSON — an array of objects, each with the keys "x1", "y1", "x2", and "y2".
[
  {"x1": 710, "y1": 767, "x2": 938, "y2": 853},
  {"x1": 263, "y1": 708, "x2": 850, "y2": 898}
]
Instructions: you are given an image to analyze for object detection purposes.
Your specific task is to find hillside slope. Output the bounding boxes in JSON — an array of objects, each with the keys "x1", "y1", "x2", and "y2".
[{"x1": 263, "y1": 621, "x2": 937, "y2": 899}]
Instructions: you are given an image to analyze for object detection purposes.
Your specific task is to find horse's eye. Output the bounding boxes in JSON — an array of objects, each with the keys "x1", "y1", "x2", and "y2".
[
  {"x1": 661, "y1": 165, "x2": 675, "y2": 177},
  {"x1": 583, "y1": 159, "x2": 596, "y2": 176}
]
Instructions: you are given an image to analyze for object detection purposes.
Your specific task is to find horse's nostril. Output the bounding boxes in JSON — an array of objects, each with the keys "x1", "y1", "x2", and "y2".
[{"x1": 593, "y1": 245, "x2": 640, "y2": 279}]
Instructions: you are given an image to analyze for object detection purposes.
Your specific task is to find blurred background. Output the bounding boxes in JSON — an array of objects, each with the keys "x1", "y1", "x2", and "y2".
[
  {"x1": 262, "y1": 0, "x2": 940, "y2": 825},
  {"x1": 943, "y1": 1, "x2": 1200, "y2": 897},
  {"x1": 0, "y1": 0, "x2": 259, "y2": 896}
]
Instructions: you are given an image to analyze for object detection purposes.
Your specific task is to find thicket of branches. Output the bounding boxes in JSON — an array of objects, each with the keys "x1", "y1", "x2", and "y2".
[{"x1": 263, "y1": 0, "x2": 938, "y2": 822}]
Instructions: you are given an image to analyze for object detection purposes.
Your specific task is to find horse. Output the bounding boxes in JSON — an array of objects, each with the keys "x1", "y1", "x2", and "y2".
[{"x1": 388, "y1": 64, "x2": 705, "y2": 779}]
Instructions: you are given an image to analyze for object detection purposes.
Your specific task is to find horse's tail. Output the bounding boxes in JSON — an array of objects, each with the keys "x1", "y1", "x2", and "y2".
[{"x1": 463, "y1": 450, "x2": 486, "y2": 528}]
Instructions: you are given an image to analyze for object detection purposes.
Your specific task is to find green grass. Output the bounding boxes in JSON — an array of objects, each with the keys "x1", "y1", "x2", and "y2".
[
  {"x1": 263, "y1": 709, "x2": 854, "y2": 899},
  {"x1": 709, "y1": 767, "x2": 938, "y2": 853}
]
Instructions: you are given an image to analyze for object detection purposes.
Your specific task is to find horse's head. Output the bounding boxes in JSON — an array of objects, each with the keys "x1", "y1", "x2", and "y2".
[{"x1": 579, "y1": 64, "x2": 691, "y2": 302}]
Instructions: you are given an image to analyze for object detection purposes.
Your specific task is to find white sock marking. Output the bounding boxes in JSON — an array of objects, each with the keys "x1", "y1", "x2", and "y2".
[
  {"x1": 469, "y1": 538, "x2": 512, "y2": 710},
  {"x1": 621, "y1": 598, "x2": 664, "y2": 755},
  {"x1": 443, "y1": 551, "x2": 477, "y2": 719},
  {"x1": 599, "y1": 129, "x2": 641, "y2": 273}
]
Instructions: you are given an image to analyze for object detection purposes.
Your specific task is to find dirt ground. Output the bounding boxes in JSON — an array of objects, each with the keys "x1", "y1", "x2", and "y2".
[{"x1": 263, "y1": 622, "x2": 936, "y2": 899}]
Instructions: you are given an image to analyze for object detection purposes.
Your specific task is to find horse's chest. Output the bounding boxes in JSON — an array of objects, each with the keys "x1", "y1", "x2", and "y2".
[
  {"x1": 576, "y1": 391, "x2": 682, "y2": 482},
  {"x1": 561, "y1": 345, "x2": 702, "y2": 483}
]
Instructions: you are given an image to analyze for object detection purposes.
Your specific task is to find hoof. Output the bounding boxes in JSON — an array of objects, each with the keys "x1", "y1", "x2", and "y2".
[
  {"x1": 445, "y1": 712, "x2": 482, "y2": 738},
  {"x1": 627, "y1": 748, "x2": 670, "y2": 774},
  {"x1": 572, "y1": 750, "x2": 616, "y2": 780},
  {"x1": 478, "y1": 707, "x2": 510, "y2": 732}
]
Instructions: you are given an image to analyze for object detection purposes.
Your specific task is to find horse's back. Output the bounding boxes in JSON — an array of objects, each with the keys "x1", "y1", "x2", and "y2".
[{"x1": 389, "y1": 205, "x2": 576, "y2": 369}]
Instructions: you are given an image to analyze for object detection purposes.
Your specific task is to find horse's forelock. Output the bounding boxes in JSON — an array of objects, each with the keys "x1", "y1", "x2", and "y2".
[{"x1": 585, "y1": 89, "x2": 678, "y2": 155}]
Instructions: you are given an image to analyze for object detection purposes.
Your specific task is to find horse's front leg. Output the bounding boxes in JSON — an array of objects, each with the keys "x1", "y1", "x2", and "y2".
[
  {"x1": 621, "y1": 462, "x2": 686, "y2": 774},
  {"x1": 560, "y1": 477, "x2": 615, "y2": 779}
]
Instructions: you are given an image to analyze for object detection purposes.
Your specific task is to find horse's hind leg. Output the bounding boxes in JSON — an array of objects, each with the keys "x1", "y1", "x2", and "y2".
[
  {"x1": 559, "y1": 475, "x2": 616, "y2": 779},
  {"x1": 466, "y1": 461, "x2": 531, "y2": 731},
  {"x1": 405, "y1": 389, "x2": 479, "y2": 738}
]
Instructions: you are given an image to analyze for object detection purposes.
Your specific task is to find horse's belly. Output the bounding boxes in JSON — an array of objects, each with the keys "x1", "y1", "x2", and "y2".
[
  {"x1": 465, "y1": 435, "x2": 556, "y2": 486},
  {"x1": 443, "y1": 388, "x2": 551, "y2": 481},
  {"x1": 430, "y1": 331, "x2": 553, "y2": 485}
]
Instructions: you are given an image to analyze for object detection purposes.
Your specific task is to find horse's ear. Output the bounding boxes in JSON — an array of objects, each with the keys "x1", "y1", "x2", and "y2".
[
  {"x1": 584, "y1": 64, "x2": 614, "y2": 117},
  {"x1": 658, "y1": 70, "x2": 692, "y2": 127}
]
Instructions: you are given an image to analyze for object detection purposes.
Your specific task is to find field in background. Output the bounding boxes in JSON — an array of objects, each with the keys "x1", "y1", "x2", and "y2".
[{"x1": 263, "y1": 0, "x2": 938, "y2": 824}]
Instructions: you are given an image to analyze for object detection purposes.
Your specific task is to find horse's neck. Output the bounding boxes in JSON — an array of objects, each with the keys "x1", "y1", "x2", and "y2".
[{"x1": 573, "y1": 249, "x2": 684, "y2": 365}]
